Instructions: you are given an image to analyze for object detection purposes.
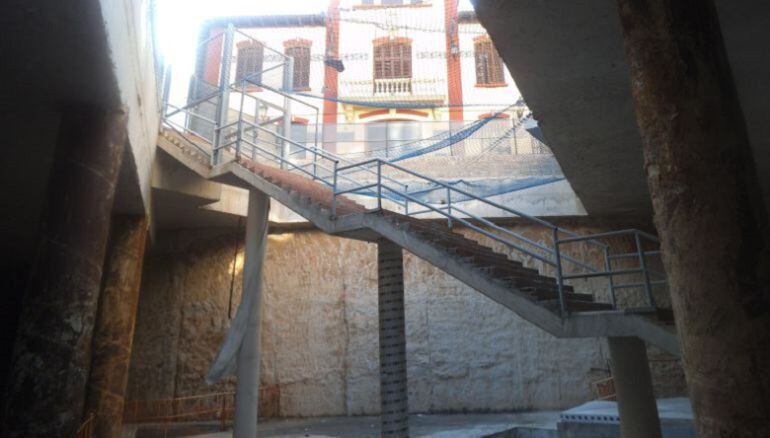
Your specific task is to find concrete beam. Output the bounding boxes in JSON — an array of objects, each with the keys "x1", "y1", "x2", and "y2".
[
  {"x1": 152, "y1": 149, "x2": 221, "y2": 204},
  {"x1": 473, "y1": 0, "x2": 770, "y2": 216}
]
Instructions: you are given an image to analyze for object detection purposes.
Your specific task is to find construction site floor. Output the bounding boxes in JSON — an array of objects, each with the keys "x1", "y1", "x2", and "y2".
[{"x1": 127, "y1": 411, "x2": 560, "y2": 438}]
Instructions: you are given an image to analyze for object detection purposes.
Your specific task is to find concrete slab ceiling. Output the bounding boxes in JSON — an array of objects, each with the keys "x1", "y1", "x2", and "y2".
[
  {"x1": 474, "y1": 0, "x2": 770, "y2": 218},
  {"x1": 0, "y1": 0, "x2": 125, "y2": 268}
]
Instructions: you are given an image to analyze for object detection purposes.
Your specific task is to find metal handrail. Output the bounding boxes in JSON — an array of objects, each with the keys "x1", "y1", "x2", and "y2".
[
  {"x1": 164, "y1": 91, "x2": 221, "y2": 118},
  {"x1": 329, "y1": 156, "x2": 665, "y2": 317},
  {"x1": 162, "y1": 24, "x2": 667, "y2": 320}
]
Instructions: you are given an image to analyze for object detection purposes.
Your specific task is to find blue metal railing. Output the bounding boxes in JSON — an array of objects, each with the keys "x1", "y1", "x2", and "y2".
[{"x1": 160, "y1": 24, "x2": 667, "y2": 318}]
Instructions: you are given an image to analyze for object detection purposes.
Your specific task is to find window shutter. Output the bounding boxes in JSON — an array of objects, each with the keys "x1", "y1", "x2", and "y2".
[
  {"x1": 474, "y1": 39, "x2": 504, "y2": 85},
  {"x1": 286, "y1": 45, "x2": 311, "y2": 90},
  {"x1": 490, "y1": 43, "x2": 504, "y2": 84},
  {"x1": 236, "y1": 43, "x2": 264, "y2": 84},
  {"x1": 402, "y1": 43, "x2": 411, "y2": 77},
  {"x1": 373, "y1": 40, "x2": 412, "y2": 80}
]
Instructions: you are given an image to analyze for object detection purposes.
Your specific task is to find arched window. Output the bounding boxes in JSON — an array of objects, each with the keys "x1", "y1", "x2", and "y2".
[
  {"x1": 373, "y1": 38, "x2": 412, "y2": 80},
  {"x1": 235, "y1": 41, "x2": 264, "y2": 84},
  {"x1": 284, "y1": 39, "x2": 312, "y2": 91},
  {"x1": 474, "y1": 36, "x2": 505, "y2": 86}
]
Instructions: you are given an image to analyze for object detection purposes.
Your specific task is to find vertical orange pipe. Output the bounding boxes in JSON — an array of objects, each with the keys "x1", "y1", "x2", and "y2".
[
  {"x1": 202, "y1": 27, "x2": 224, "y2": 85},
  {"x1": 444, "y1": 0, "x2": 463, "y2": 121},
  {"x1": 322, "y1": 1, "x2": 341, "y2": 152}
]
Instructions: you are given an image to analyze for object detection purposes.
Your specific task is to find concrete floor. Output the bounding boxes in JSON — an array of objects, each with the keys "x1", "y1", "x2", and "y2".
[{"x1": 174, "y1": 412, "x2": 559, "y2": 438}]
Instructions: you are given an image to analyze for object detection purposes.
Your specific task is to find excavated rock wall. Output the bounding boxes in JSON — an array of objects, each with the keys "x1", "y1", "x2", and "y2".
[{"x1": 127, "y1": 223, "x2": 685, "y2": 417}]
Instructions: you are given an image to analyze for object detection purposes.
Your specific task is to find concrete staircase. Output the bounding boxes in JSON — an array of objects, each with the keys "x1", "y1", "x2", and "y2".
[{"x1": 158, "y1": 127, "x2": 679, "y2": 356}]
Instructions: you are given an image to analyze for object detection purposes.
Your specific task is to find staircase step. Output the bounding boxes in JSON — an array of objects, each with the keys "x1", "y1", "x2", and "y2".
[
  {"x1": 160, "y1": 128, "x2": 671, "y2": 344},
  {"x1": 481, "y1": 265, "x2": 549, "y2": 281},
  {"x1": 521, "y1": 288, "x2": 594, "y2": 302},
  {"x1": 541, "y1": 299, "x2": 614, "y2": 313}
]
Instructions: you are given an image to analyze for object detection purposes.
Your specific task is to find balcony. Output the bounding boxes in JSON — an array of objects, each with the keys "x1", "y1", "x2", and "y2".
[{"x1": 339, "y1": 77, "x2": 446, "y2": 103}]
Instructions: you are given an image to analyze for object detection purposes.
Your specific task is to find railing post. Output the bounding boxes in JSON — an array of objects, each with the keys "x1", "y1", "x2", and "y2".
[
  {"x1": 213, "y1": 25, "x2": 235, "y2": 165},
  {"x1": 213, "y1": 23, "x2": 235, "y2": 166},
  {"x1": 377, "y1": 160, "x2": 383, "y2": 211},
  {"x1": 404, "y1": 184, "x2": 409, "y2": 215},
  {"x1": 384, "y1": 121, "x2": 389, "y2": 159},
  {"x1": 513, "y1": 123, "x2": 519, "y2": 155},
  {"x1": 604, "y1": 246, "x2": 617, "y2": 309},
  {"x1": 236, "y1": 81, "x2": 246, "y2": 160},
  {"x1": 553, "y1": 227, "x2": 567, "y2": 318},
  {"x1": 446, "y1": 187, "x2": 453, "y2": 229},
  {"x1": 161, "y1": 64, "x2": 172, "y2": 116},
  {"x1": 635, "y1": 232, "x2": 657, "y2": 309},
  {"x1": 280, "y1": 56, "x2": 294, "y2": 169},
  {"x1": 312, "y1": 147, "x2": 318, "y2": 180},
  {"x1": 219, "y1": 394, "x2": 227, "y2": 431},
  {"x1": 448, "y1": 122, "x2": 454, "y2": 157},
  {"x1": 331, "y1": 160, "x2": 338, "y2": 219}
]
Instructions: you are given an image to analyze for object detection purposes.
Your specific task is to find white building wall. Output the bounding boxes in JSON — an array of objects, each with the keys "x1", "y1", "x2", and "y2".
[
  {"x1": 458, "y1": 21, "x2": 522, "y2": 121},
  {"x1": 337, "y1": 0, "x2": 449, "y2": 111},
  {"x1": 230, "y1": 26, "x2": 328, "y2": 123}
]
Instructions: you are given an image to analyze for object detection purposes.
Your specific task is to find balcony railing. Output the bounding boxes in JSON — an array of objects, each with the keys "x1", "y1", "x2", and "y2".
[
  {"x1": 374, "y1": 77, "x2": 411, "y2": 94},
  {"x1": 339, "y1": 77, "x2": 445, "y2": 100}
]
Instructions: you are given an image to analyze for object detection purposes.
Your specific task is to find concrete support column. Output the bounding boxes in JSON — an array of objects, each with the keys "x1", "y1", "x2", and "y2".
[
  {"x1": 616, "y1": 1, "x2": 770, "y2": 435},
  {"x1": 234, "y1": 190, "x2": 270, "y2": 438},
  {"x1": 608, "y1": 337, "x2": 662, "y2": 438},
  {"x1": 85, "y1": 215, "x2": 150, "y2": 438},
  {"x1": 2, "y1": 107, "x2": 127, "y2": 438},
  {"x1": 377, "y1": 240, "x2": 409, "y2": 437}
]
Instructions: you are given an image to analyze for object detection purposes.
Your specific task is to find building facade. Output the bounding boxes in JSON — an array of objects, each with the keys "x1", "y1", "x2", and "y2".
[{"x1": 196, "y1": 0, "x2": 527, "y2": 157}]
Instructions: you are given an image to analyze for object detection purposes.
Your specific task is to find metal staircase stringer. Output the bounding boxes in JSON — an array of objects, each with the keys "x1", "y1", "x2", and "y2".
[
  {"x1": 364, "y1": 212, "x2": 681, "y2": 357},
  {"x1": 157, "y1": 131, "x2": 680, "y2": 356},
  {"x1": 363, "y1": 212, "x2": 565, "y2": 335},
  {"x1": 561, "y1": 312, "x2": 680, "y2": 356},
  {"x1": 209, "y1": 160, "x2": 374, "y2": 238}
]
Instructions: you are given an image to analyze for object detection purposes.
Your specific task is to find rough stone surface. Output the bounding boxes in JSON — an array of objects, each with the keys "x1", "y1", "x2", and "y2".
[
  {"x1": 127, "y1": 222, "x2": 686, "y2": 417},
  {"x1": 616, "y1": 0, "x2": 770, "y2": 435},
  {"x1": 85, "y1": 215, "x2": 149, "y2": 438},
  {"x1": 2, "y1": 107, "x2": 127, "y2": 438}
]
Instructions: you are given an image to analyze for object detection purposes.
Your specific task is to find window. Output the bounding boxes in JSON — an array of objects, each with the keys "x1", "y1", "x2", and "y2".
[
  {"x1": 373, "y1": 38, "x2": 412, "y2": 79},
  {"x1": 284, "y1": 39, "x2": 312, "y2": 91},
  {"x1": 235, "y1": 41, "x2": 264, "y2": 84},
  {"x1": 474, "y1": 36, "x2": 505, "y2": 86}
]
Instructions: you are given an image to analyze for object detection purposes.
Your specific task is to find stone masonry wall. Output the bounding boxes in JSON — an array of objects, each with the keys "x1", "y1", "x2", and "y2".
[{"x1": 127, "y1": 222, "x2": 686, "y2": 417}]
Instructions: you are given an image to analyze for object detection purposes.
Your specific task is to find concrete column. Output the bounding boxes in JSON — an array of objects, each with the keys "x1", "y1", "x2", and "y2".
[
  {"x1": 616, "y1": 1, "x2": 770, "y2": 435},
  {"x1": 85, "y1": 215, "x2": 149, "y2": 438},
  {"x1": 608, "y1": 337, "x2": 661, "y2": 438},
  {"x1": 377, "y1": 240, "x2": 409, "y2": 438},
  {"x1": 234, "y1": 190, "x2": 270, "y2": 438},
  {"x1": 2, "y1": 107, "x2": 127, "y2": 438}
]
